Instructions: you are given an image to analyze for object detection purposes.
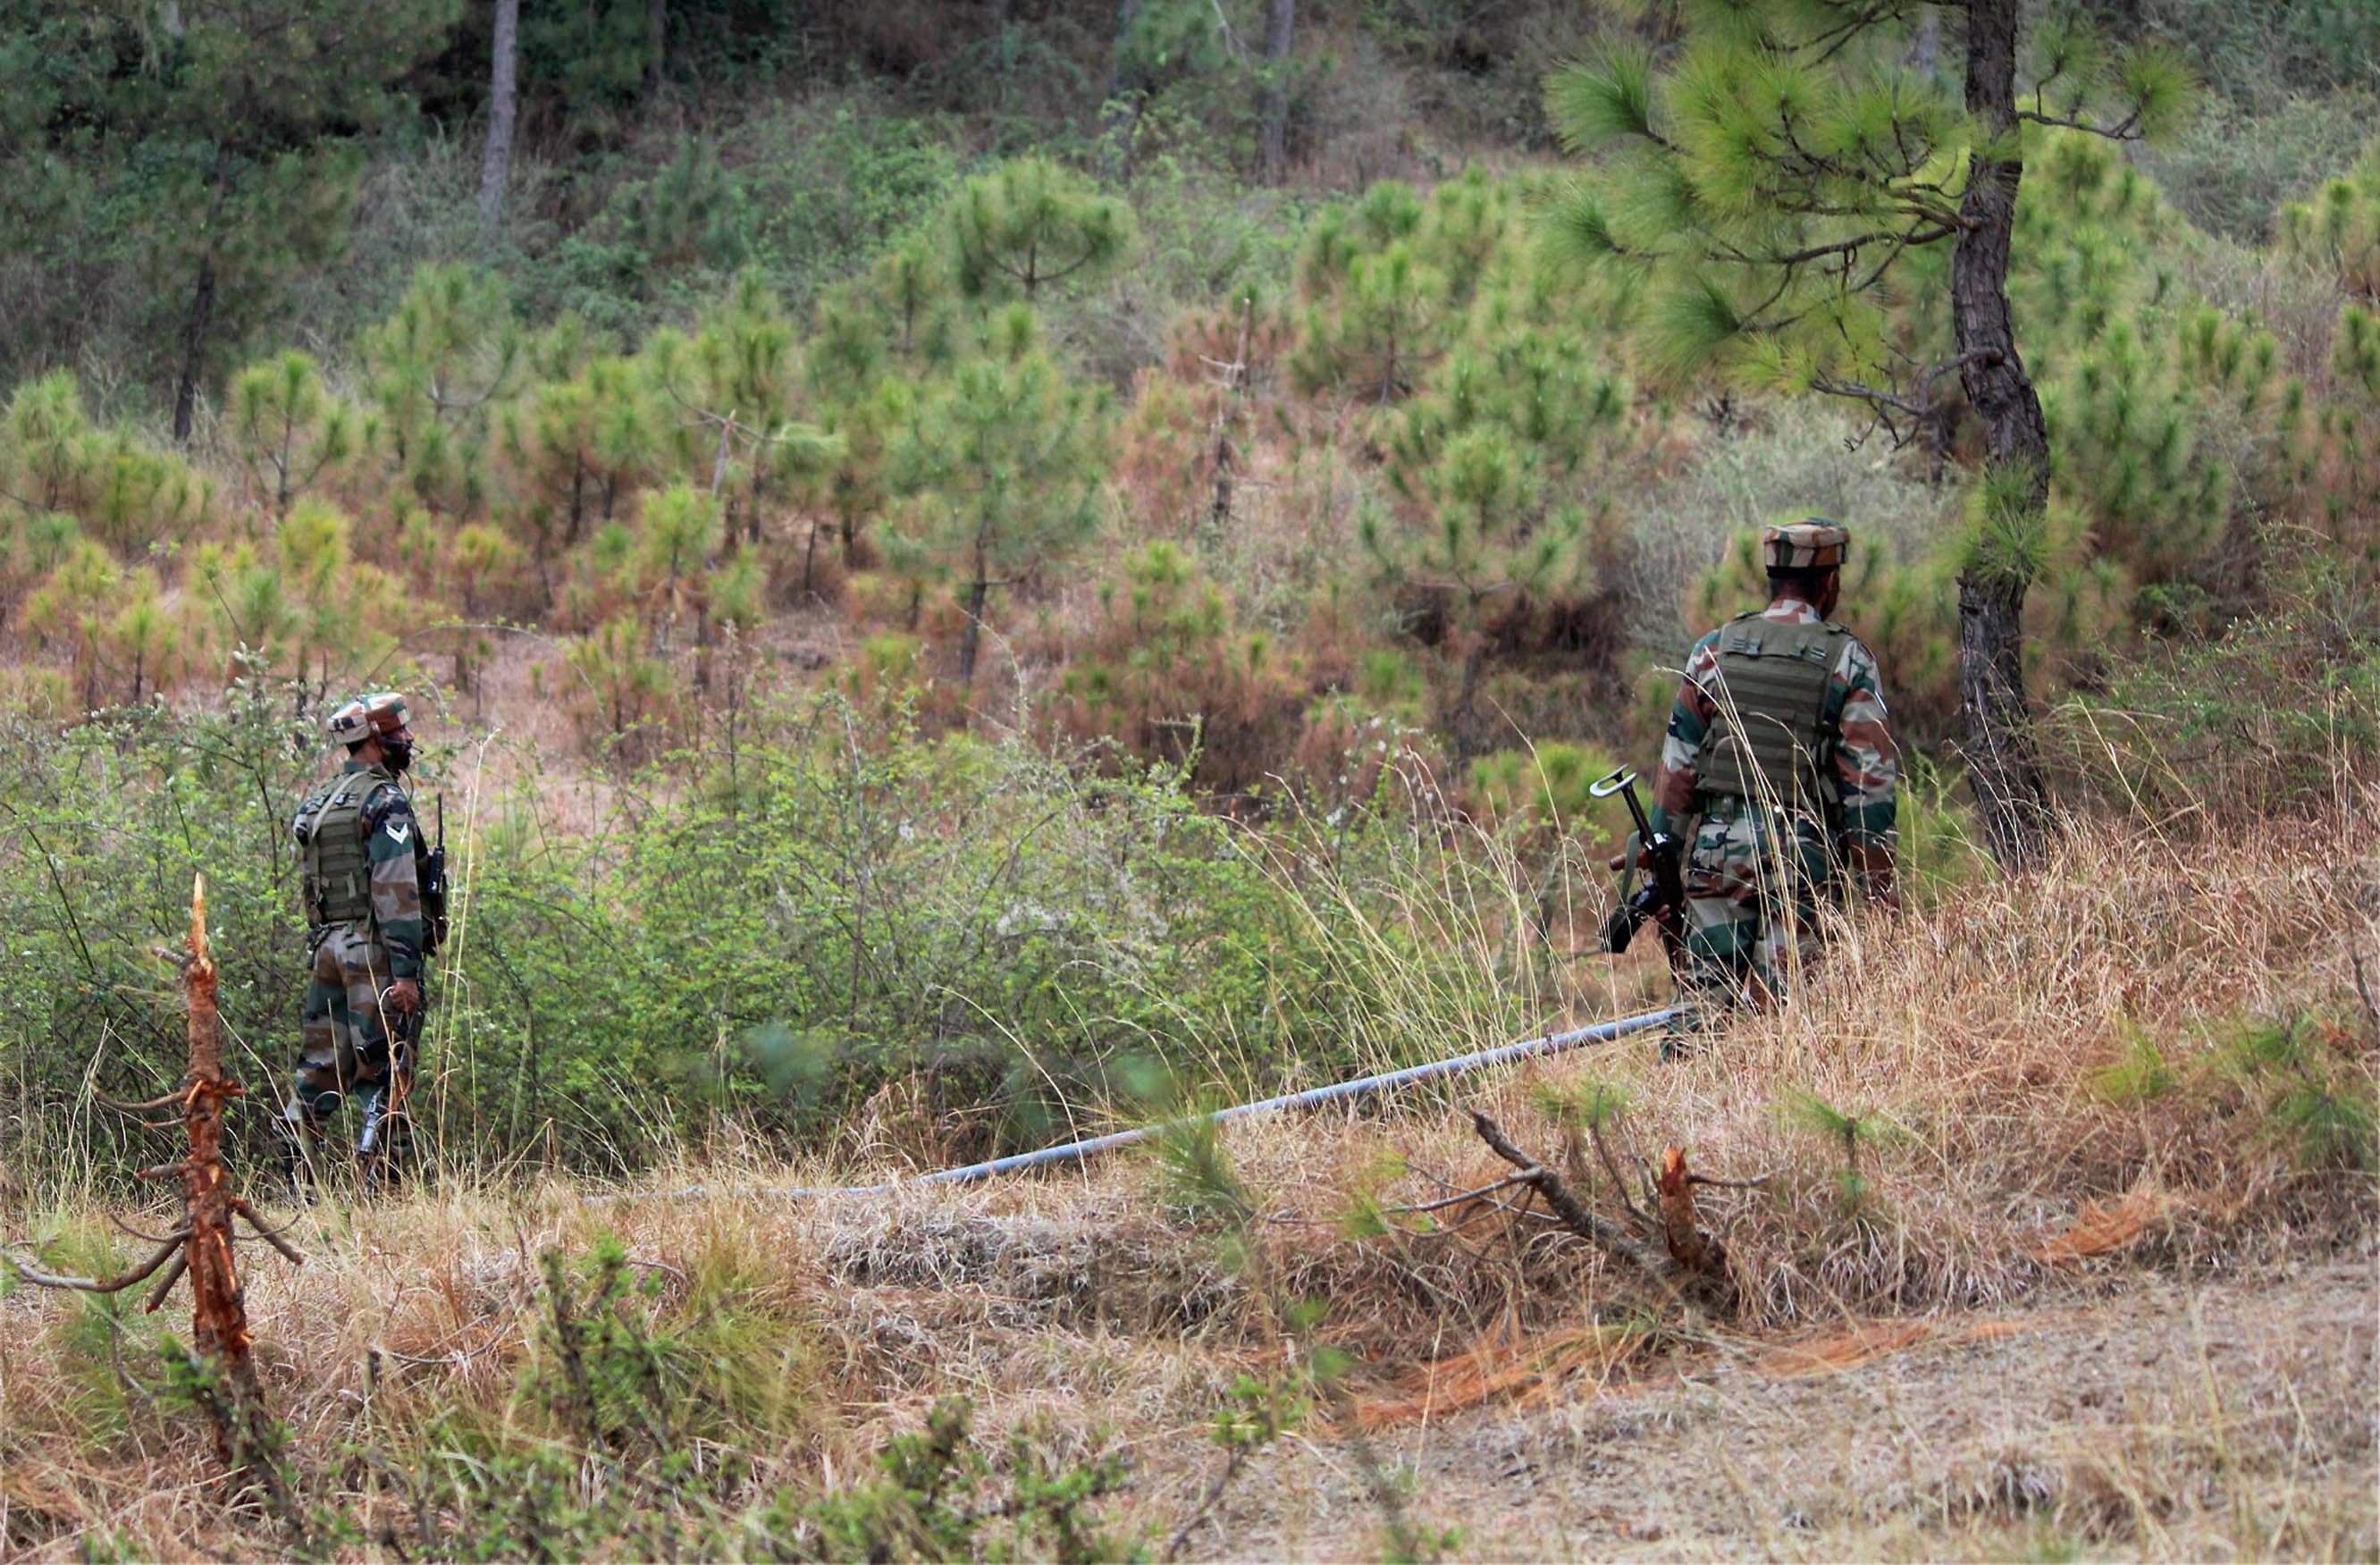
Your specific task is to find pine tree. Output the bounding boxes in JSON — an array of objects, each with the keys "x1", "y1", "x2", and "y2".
[
  {"x1": 0, "y1": 0, "x2": 463, "y2": 440},
  {"x1": 230, "y1": 350, "x2": 358, "y2": 517},
  {"x1": 0, "y1": 372, "x2": 211, "y2": 556},
  {"x1": 633, "y1": 483, "x2": 723, "y2": 652},
  {"x1": 1543, "y1": 1, "x2": 2194, "y2": 866},
  {"x1": 1290, "y1": 182, "x2": 1443, "y2": 402},
  {"x1": 1365, "y1": 425, "x2": 1585, "y2": 760},
  {"x1": 949, "y1": 156, "x2": 1136, "y2": 303},
  {"x1": 642, "y1": 274, "x2": 840, "y2": 548},
  {"x1": 363, "y1": 263, "x2": 525, "y2": 517},
  {"x1": 807, "y1": 239, "x2": 968, "y2": 572},
  {"x1": 497, "y1": 352, "x2": 658, "y2": 598},
  {"x1": 2279, "y1": 142, "x2": 2380, "y2": 300},
  {"x1": 887, "y1": 342, "x2": 1113, "y2": 686},
  {"x1": 21, "y1": 538, "x2": 122, "y2": 711},
  {"x1": 103, "y1": 568, "x2": 184, "y2": 705}
]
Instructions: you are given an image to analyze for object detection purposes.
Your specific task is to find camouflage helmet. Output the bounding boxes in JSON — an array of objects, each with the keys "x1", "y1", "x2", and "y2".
[
  {"x1": 326, "y1": 692, "x2": 410, "y2": 748},
  {"x1": 1762, "y1": 517, "x2": 1849, "y2": 571}
]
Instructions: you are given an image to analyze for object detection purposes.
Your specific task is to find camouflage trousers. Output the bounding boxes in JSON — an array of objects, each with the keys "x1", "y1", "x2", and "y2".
[
  {"x1": 1677, "y1": 800, "x2": 1837, "y2": 1011},
  {"x1": 283, "y1": 923, "x2": 416, "y2": 1141}
]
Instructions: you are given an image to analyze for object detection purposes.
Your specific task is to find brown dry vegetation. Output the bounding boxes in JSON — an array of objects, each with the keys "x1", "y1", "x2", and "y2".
[{"x1": 3, "y1": 778, "x2": 2373, "y2": 1559}]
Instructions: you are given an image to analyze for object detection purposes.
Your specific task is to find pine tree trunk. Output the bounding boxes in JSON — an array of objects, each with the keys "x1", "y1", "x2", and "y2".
[
  {"x1": 1450, "y1": 635, "x2": 1486, "y2": 763},
  {"x1": 172, "y1": 146, "x2": 234, "y2": 446},
  {"x1": 959, "y1": 560, "x2": 989, "y2": 687},
  {"x1": 1259, "y1": 0, "x2": 1295, "y2": 183},
  {"x1": 477, "y1": 0, "x2": 519, "y2": 240},
  {"x1": 172, "y1": 258, "x2": 219, "y2": 445},
  {"x1": 643, "y1": 0, "x2": 668, "y2": 97},
  {"x1": 1950, "y1": 0, "x2": 2053, "y2": 869},
  {"x1": 1097, "y1": 0, "x2": 1147, "y2": 181}
]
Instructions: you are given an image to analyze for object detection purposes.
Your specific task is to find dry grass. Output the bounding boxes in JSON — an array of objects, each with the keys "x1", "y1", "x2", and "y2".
[{"x1": 0, "y1": 783, "x2": 2374, "y2": 1557}]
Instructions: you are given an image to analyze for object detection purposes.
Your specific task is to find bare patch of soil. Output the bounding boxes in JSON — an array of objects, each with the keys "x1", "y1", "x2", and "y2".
[{"x1": 1169, "y1": 1259, "x2": 2378, "y2": 1560}]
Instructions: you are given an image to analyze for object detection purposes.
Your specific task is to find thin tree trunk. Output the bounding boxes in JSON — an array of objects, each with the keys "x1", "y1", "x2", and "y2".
[
  {"x1": 172, "y1": 145, "x2": 235, "y2": 445},
  {"x1": 643, "y1": 0, "x2": 667, "y2": 97},
  {"x1": 1950, "y1": 0, "x2": 2052, "y2": 869},
  {"x1": 958, "y1": 559, "x2": 989, "y2": 687},
  {"x1": 1259, "y1": 0, "x2": 1295, "y2": 183},
  {"x1": 477, "y1": 0, "x2": 520, "y2": 240},
  {"x1": 175, "y1": 878, "x2": 264, "y2": 1415},
  {"x1": 171, "y1": 246, "x2": 214, "y2": 442},
  {"x1": 1097, "y1": 0, "x2": 1147, "y2": 181}
]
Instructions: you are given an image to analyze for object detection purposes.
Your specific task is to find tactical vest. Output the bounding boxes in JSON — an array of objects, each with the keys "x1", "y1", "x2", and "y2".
[
  {"x1": 1693, "y1": 612, "x2": 1850, "y2": 814},
  {"x1": 297, "y1": 769, "x2": 387, "y2": 929}
]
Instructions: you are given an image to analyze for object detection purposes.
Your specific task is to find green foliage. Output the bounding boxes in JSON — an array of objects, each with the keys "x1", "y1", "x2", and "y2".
[
  {"x1": 363, "y1": 263, "x2": 525, "y2": 517},
  {"x1": 1783, "y1": 1090, "x2": 1905, "y2": 1215},
  {"x1": 800, "y1": 1400, "x2": 1134, "y2": 1563},
  {"x1": 2279, "y1": 140, "x2": 2380, "y2": 296},
  {"x1": 1532, "y1": 1074, "x2": 1630, "y2": 1133},
  {"x1": 0, "y1": 0, "x2": 461, "y2": 398},
  {"x1": 1468, "y1": 742, "x2": 1624, "y2": 839},
  {"x1": 2137, "y1": 90, "x2": 2379, "y2": 241},
  {"x1": 0, "y1": 372, "x2": 212, "y2": 555},
  {"x1": 2089, "y1": 1030, "x2": 2178, "y2": 1104},
  {"x1": 407, "y1": 1233, "x2": 841, "y2": 1559},
  {"x1": 1054, "y1": 541, "x2": 1306, "y2": 794},
  {"x1": 2055, "y1": 551, "x2": 2380, "y2": 820},
  {"x1": 2207, "y1": 1014, "x2": 2376, "y2": 1171},
  {"x1": 949, "y1": 156, "x2": 1136, "y2": 302},
  {"x1": 887, "y1": 342, "x2": 1113, "y2": 684},
  {"x1": 1542, "y1": 3, "x2": 2194, "y2": 417},
  {"x1": 230, "y1": 351, "x2": 359, "y2": 517}
]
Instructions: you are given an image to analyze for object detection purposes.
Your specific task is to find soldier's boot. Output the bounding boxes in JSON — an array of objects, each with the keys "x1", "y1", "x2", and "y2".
[{"x1": 277, "y1": 1098, "x2": 338, "y2": 1205}]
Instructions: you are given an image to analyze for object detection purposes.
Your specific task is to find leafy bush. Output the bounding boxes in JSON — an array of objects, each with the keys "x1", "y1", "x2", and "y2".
[{"x1": 0, "y1": 685, "x2": 1593, "y2": 1187}]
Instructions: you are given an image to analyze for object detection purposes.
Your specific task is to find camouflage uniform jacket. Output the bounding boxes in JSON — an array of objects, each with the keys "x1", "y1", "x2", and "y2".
[
  {"x1": 1648, "y1": 597, "x2": 1899, "y2": 862},
  {"x1": 299, "y1": 761, "x2": 429, "y2": 981}
]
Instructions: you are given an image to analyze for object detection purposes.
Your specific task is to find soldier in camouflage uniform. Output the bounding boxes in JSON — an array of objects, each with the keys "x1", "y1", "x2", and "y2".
[
  {"x1": 1646, "y1": 520, "x2": 1898, "y2": 1014},
  {"x1": 283, "y1": 692, "x2": 432, "y2": 1181}
]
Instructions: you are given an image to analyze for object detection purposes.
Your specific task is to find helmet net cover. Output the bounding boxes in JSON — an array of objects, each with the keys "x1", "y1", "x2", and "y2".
[{"x1": 327, "y1": 692, "x2": 409, "y2": 746}]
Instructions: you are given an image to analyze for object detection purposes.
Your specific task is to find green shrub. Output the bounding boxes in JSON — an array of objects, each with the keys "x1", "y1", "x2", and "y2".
[{"x1": 2052, "y1": 552, "x2": 2380, "y2": 820}]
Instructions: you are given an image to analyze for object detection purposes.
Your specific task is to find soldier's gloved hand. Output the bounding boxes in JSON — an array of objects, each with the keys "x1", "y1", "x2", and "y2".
[{"x1": 383, "y1": 979, "x2": 423, "y2": 1015}]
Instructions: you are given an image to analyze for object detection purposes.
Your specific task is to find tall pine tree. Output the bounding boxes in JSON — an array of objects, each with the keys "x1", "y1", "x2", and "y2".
[{"x1": 1544, "y1": 1, "x2": 2192, "y2": 865}]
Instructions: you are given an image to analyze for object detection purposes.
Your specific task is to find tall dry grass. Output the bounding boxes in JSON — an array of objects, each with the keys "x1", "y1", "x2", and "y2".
[{"x1": 2, "y1": 770, "x2": 2371, "y2": 1556}]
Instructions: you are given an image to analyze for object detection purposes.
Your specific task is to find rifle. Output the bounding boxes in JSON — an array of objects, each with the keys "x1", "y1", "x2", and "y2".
[
  {"x1": 420, "y1": 795, "x2": 450, "y2": 955},
  {"x1": 1590, "y1": 767, "x2": 1686, "y2": 959}
]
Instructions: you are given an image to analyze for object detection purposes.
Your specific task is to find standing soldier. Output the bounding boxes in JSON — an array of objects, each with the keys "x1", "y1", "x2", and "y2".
[
  {"x1": 283, "y1": 691, "x2": 436, "y2": 1187},
  {"x1": 1644, "y1": 519, "x2": 1898, "y2": 1016}
]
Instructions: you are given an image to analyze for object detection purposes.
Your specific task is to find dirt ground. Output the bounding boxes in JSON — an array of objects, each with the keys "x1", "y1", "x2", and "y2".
[{"x1": 1165, "y1": 1258, "x2": 2379, "y2": 1561}]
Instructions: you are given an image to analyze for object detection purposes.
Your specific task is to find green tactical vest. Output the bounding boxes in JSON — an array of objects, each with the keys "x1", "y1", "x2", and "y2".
[
  {"x1": 297, "y1": 768, "x2": 388, "y2": 929},
  {"x1": 1693, "y1": 611, "x2": 1850, "y2": 814}
]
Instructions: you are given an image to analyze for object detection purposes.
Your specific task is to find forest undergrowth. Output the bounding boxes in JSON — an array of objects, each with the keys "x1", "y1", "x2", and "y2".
[{"x1": 3, "y1": 763, "x2": 2371, "y2": 1560}]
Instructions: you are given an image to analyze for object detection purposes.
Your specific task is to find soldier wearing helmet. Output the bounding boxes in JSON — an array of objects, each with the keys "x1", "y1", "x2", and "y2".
[
  {"x1": 1638, "y1": 519, "x2": 1899, "y2": 1017},
  {"x1": 284, "y1": 691, "x2": 433, "y2": 1182}
]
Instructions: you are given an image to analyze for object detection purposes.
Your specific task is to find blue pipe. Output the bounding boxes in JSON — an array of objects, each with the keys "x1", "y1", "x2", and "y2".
[{"x1": 604, "y1": 1006, "x2": 1676, "y2": 1203}]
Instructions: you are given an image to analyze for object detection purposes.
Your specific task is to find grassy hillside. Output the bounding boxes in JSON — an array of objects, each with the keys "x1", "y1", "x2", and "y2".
[
  {"x1": 3, "y1": 777, "x2": 2372, "y2": 1556},
  {"x1": 0, "y1": 1, "x2": 2376, "y2": 1557}
]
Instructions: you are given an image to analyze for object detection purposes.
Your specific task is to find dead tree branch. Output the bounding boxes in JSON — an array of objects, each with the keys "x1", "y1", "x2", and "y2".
[
  {"x1": 5, "y1": 1235, "x2": 185, "y2": 1294},
  {"x1": 1469, "y1": 1112, "x2": 1736, "y2": 1313}
]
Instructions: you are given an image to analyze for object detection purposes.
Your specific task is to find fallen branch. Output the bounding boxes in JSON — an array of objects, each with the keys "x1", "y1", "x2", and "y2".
[
  {"x1": 1469, "y1": 1113, "x2": 1736, "y2": 1314},
  {"x1": 1469, "y1": 1113, "x2": 1671, "y2": 1275}
]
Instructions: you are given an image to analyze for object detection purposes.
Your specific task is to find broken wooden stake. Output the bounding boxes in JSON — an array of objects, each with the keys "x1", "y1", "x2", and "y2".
[{"x1": 5, "y1": 873, "x2": 300, "y2": 1468}]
